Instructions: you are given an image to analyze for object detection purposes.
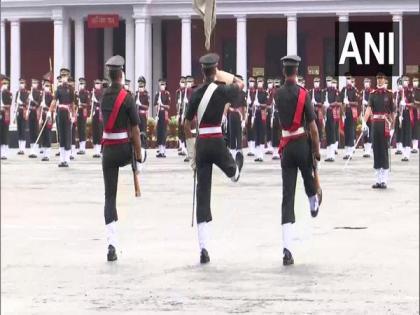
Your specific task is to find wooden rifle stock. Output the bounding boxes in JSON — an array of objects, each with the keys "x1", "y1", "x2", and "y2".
[{"x1": 131, "y1": 147, "x2": 141, "y2": 197}]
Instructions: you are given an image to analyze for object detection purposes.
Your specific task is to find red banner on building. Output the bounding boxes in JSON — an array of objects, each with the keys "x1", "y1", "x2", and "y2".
[{"x1": 87, "y1": 15, "x2": 119, "y2": 28}]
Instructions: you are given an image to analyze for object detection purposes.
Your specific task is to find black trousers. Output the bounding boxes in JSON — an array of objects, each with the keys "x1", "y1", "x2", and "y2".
[
  {"x1": 228, "y1": 111, "x2": 242, "y2": 150},
  {"x1": 139, "y1": 113, "x2": 148, "y2": 148},
  {"x1": 178, "y1": 114, "x2": 185, "y2": 143},
  {"x1": 102, "y1": 143, "x2": 132, "y2": 224},
  {"x1": 413, "y1": 110, "x2": 420, "y2": 140},
  {"x1": 254, "y1": 110, "x2": 265, "y2": 146},
  {"x1": 17, "y1": 109, "x2": 26, "y2": 140},
  {"x1": 325, "y1": 109, "x2": 336, "y2": 146},
  {"x1": 40, "y1": 111, "x2": 51, "y2": 148},
  {"x1": 57, "y1": 109, "x2": 71, "y2": 150},
  {"x1": 335, "y1": 119, "x2": 340, "y2": 145},
  {"x1": 28, "y1": 109, "x2": 38, "y2": 143},
  {"x1": 72, "y1": 122, "x2": 77, "y2": 146},
  {"x1": 92, "y1": 109, "x2": 103, "y2": 145},
  {"x1": 281, "y1": 137, "x2": 316, "y2": 224},
  {"x1": 272, "y1": 111, "x2": 281, "y2": 147},
  {"x1": 0, "y1": 119, "x2": 9, "y2": 145},
  {"x1": 196, "y1": 137, "x2": 237, "y2": 224},
  {"x1": 266, "y1": 110, "x2": 272, "y2": 143},
  {"x1": 344, "y1": 108, "x2": 355, "y2": 147},
  {"x1": 372, "y1": 121, "x2": 389, "y2": 169},
  {"x1": 395, "y1": 112, "x2": 403, "y2": 143},
  {"x1": 246, "y1": 109, "x2": 254, "y2": 141},
  {"x1": 77, "y1": 109, "x2": 86, "y2": 142},
  {"x1": 401, "y1": 109, "x2": 412, "y2": 147},
  {"x1": 156, "y1": 110, "x2": 167, "y2": 146},
  {"x1": 316, "y1": 119, "x2": 323, "y2": 144}
]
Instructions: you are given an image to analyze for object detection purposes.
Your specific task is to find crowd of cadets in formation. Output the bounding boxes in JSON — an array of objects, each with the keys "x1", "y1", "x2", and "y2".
[{"x1": 0, "y1": 72, "x2": 419, "y2": 164}]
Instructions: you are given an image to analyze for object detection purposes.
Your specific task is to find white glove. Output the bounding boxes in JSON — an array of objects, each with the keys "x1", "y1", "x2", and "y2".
[
  {"x1": 323, "y1": 102, "x2": 330, "y2": 109},
  {"x1": 362, "y1": 99, "x2": 368, "y2": 106},
  {"x1": 186, "y1": 138, "x2": 196, "y2": 171},
  {"x1": 221, "y1": 114, "x2": 227, "y2": 126},
  {"x1": 362, "y1": 120, "x2": 368, "y2": 131},
  {"x1": 390, "y1": 129, "x2": 395, "y2": 139},
  {"x1": 47, "y1": 111, "x2": 52, "y2": 120},
  {"x1": 241, "y1": 120, "x2": 246, "y2": 129},
  {"x1": 137, "y1": 147, "x2": 147, "y2": 163}
]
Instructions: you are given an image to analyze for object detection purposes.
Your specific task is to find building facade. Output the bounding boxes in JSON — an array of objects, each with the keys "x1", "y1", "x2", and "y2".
[{"x1": 1, "y1": 0, "x2": 419, "y2": 116}]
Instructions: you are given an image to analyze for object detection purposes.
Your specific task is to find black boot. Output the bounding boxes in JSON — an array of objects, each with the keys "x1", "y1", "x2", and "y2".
[
  {"x1": 235, "y1": 151, "x2": 244, "y2": 173},
  {"x1": 283, "y1": 248, "x2": 294, "y2": 266},
  {"x1": 107, "y1": 245, "x2": 118, "y2": 261},
  {"x1": 372, "y1": 183, "x2": 381, "y2": 189},
  {"x1": 200, "y1": 248, "x2": 210, "y2": 264}
]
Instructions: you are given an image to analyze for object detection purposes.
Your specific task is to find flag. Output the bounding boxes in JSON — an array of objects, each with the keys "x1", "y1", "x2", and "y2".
[{"x1": 193, "y1": 0, "x2": 216, "y2": 51}]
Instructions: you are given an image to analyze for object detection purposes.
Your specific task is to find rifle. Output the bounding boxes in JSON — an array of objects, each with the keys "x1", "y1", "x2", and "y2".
[
  {"x1": 182, "y1": 88, "x2": 189, "y2": 123},
  {"x1": 131, "y1": 146, "x2": 141, "y2": 197},
  {"x1": 307, "y1": 130, "x2": 322, "y2": 204}
]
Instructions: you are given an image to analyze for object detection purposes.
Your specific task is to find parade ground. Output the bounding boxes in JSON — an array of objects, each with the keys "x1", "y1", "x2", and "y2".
[{"x1": 1, "y1": 148, "x2": 419, "y2": 314}]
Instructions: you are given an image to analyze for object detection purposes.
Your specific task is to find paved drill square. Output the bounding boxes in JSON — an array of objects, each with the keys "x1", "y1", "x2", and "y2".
[{"x1": 1, "y1": 148, "x2": 419, "y2": 314}]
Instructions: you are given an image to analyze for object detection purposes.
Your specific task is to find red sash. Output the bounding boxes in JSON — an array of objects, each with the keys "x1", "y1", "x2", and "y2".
[
  {"x1": 104, "y1": 89, "x2": 128, "y2": 132},
  {"x1": 351, "y1": 105, "x2": 358, "y2": 122},
  {"x1": 278, "y1": 88, "x2": 307, "y2": 155}
]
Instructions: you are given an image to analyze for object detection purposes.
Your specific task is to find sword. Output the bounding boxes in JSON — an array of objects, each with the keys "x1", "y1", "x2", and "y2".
[
  {"x1": 344, "y1": 131, "x2": 364, "y2": 169},
  {"x1": 191, "y1": 169, "x2": 197, "y2": 227}
]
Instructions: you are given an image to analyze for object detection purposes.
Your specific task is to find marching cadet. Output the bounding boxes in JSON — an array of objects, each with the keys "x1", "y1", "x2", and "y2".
[
  {"x1": 394, "y1": 77, "x2": 404, "y2": 155},
  {"x1": 412, "y1": 77, "x2": 419, "y2": 153},
  {"x1": 0, "y1": 76, "x2": 12, "y2": 159},
  {"x1": 310, "y1": 77, "x2": 325, "y2": 149},
  {"x1": 49, "y1": 68, "x2": 75, "y2": 167},
  {"x1": 76, "y1": 78, "x2": 89, "y2": 155},
  {"x1": 228, "y1": 74, "x2": 246, "y2": 158},
  {"x1": 398, "y1": 76, "x2": 414, "y2": 161},
  {"x1": 361, "y1": 78, "x2": 373, "y2": 157},
  {"x1": 15, "y1": 78, "x2": 29, "y2": 154},
  {"x1": 27, "y1": 79, "x2": 42, "y2": 158},
  {"x1": 68, "y1": 77, "x2": 78, "y2": 159},
  {"x1": 265, "y1": 78, "x2": 275, "y2": 155},
  {"x1": 39, "y1": 78, "x2": 54, "y2": 161},
  {"x1": 340, "y1": 73, "x2": 359, "y2": 160},
  {"x1": 92, "y1": 79, "x2": 104, "y2": 158},
  {"x1": 124, "y1": 79, "x2": 131, "y2": 91},
  {"x1": 184, "y1": 53, "x2": 244, "y2": 264},
  {"x1": 253, "y1": 76, "x2": 268, "y2": 162},
  {"x1": 176, "y1": 76, "x2": 187, "y2": 156},
  {"x1": 275, "y1": 55, "x2": 321, "y2": 266},
  {"x1": 271, "y1": 78, "x2": 281, "y2": 160},
  {"x1": 154, "y1": 78, "x2": 171, "y2": 158},
  {"x1": 246, "y1": 76, "x2": 256, "y2": 156},
  {"x1": 362, "y1": 72, "x2": 395, "y2": 188},
  {"x1": 135, "y1": 76, "x2": 149, "y2": 151},
  {"x1": 100, "y1": 55, "x2": 145, "y2": 261},
  {"x1": 331, "y1": 78, "x2": 340, "y2": 155},
  {"x1": 323, "y1": 76, "x2": 338, "y2": 162},
  {"x1": 183, "y1": 75, "x2": 196, "y2": 162}
]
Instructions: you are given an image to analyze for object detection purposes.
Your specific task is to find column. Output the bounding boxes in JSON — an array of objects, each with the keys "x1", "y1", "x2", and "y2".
[
  {"x1": 10, "y1": 19, "x2": 21, "y2": 93},
  {"x1": 145, "y1": 18, "x2": 153, "y2": 92},
  {"x1": 338, "y1": 14, "x2": 349, "y2": 90},
  {"x1": 74, "y1": 17, "x2": 85, "y2": 81},
  {"x1": 152, "y1": 19, "x2": 162, "y2": 101},
  {"x1": 135, "y1": 17, "x2": 147, "y2": 89},
  {"x1": 286, "y1": 14, "x2": 297, "y2": 55},
  {"x1": 392, "y1": 13, "x2": 403, "y2": 90},
  {"x1": 125, "y1": 18, "x2": 135, "y2": 91},
  {"x1": 1, "y1": 19, "x2": 6, "y2": 75},
  {"x1": 62, "y1": 17, "x2": 71, "y2": 68},
  {"x1": 236, "y1": 15, "x2": 247, "y2": 85},
  {"x1": 104, "y1": 28, "x2": 114, "y2": 73},
  {"x1": 54, "y1": 18, "x2": 64, "y2": 85},
  {"x1": 180, "y1": 15, "x2": 191, "y2": 76}
]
